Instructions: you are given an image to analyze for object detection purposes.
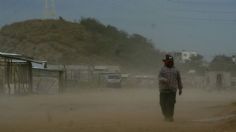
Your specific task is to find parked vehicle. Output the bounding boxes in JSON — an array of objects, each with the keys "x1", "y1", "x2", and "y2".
[{"x1": 105, "y1": 73, "x2": 122, "y2": 88}]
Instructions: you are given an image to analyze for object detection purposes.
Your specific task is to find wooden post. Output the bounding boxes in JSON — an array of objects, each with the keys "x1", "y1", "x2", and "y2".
[
  {"x1": 6, "y1": 59, "x2": 11, "y2": 95},
  {"x1": 28, "y1": 61, "x2": 33, "y2": 94},
  {"x1": 58, "y1": 70, "x2": 64, "y2": 94}
]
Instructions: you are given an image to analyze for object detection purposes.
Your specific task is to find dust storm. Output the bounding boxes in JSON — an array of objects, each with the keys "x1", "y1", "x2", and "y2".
[
  {"x1": 0, "y1": 1, "x2": 236, "y2": 132},
  {"x1": 0, "y1": 85, "x2": 235, "y2": 132}
]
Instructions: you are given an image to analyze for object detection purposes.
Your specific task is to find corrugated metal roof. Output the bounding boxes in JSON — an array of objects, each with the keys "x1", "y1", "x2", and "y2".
[{"x1": 0, "y1": 52, "x2": 46, "y2": 64}]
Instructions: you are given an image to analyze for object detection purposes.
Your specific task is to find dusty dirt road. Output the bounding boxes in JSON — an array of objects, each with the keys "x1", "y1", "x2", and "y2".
[{"x1": 0, "y1": 88, "x2": 235, "y2": 132}]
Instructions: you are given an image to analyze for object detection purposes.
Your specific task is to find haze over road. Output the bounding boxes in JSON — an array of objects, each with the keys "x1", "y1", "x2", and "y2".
[{"x1": 0, "y1": 88, "x2": 235, "y2": 132}]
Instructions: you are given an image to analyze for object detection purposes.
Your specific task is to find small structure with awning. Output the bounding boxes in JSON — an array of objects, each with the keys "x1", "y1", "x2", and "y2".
[{"x1": 0, "y1": 52, "x2": 64, "y2": 95}]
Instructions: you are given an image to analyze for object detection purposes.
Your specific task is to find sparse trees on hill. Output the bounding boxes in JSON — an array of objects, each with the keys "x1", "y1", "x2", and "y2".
[{"x1": 0, "y1": 18, "x2": 163, "y2": 73}]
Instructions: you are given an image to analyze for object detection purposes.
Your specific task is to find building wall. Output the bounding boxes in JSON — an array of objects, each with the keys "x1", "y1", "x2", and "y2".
[
  {"x1": 33, "y1": 77, "x2": 59, "y2": 94},
  {"x1": 32, "y1": 69, "x2": 63, "y2": 94}
]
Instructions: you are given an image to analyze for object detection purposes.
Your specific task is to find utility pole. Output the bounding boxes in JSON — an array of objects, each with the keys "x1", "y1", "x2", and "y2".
[{"x1": 43, "y1": 0, "x2": 56, "y2": 19}]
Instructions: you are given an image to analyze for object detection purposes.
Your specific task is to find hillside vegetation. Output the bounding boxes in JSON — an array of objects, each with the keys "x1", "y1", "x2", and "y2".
[{"x1": 0, "y1": 18, "x2": 162, "y2": 73}]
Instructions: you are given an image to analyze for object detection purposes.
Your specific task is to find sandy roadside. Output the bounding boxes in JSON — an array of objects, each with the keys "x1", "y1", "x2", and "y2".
[{"x1": 0, "y1": 88, "x2": 235, "y2": 132}]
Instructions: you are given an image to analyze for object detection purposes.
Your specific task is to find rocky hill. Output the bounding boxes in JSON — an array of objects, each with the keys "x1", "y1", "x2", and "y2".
[{"x1": 0, "y1": 18, "x2": 162, "y2": 72}]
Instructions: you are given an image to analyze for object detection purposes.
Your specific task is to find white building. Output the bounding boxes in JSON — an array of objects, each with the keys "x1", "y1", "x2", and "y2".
[
  {"x1": 232, "y1": 55, "x2": 236, "y2": 63},
  {"x1": 173, "y1": 51, "x2": 198, "y2": 63},
  {"x1": 181, "y1": 51, "x2": 198, "y2": 62}
]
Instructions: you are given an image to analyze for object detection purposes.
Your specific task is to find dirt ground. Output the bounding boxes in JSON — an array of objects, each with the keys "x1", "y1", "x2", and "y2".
[{"x1": 0, "y1": 88, "x2": 235, "y2": 132}]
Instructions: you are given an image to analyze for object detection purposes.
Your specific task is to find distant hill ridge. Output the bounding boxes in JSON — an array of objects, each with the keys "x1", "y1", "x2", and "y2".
[{"x1": 0, "y1": 18, "x2": 162, "y2": 72}]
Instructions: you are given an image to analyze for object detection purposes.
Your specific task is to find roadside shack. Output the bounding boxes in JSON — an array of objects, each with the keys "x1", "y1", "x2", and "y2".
[
  {"x1": 0, "y1": 52, "x2": 45, "y2": 95},
  {"x1": 0, "y1": 52, "x2": 65, "y2": 95}
]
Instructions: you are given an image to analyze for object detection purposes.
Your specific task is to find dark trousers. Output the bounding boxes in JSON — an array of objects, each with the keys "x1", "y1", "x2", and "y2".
[{"x1": 160, "y1": 91, "x2": 176, "y2": 119}]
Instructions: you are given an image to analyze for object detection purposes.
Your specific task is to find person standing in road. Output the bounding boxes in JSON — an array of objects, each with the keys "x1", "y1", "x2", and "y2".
[{"x1": 158, "y1": 54, "x2": 183, "y2": 122}]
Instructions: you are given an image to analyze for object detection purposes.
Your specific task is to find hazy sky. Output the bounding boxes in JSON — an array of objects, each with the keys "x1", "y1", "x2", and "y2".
[{"x1": 0, "y1": 0, "x2": 236, "y2": 60}]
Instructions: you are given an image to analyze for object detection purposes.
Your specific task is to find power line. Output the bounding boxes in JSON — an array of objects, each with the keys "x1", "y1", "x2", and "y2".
[
  {"x1": 173, "y1": 9, "x2": 236, "y2": 14},
  {"x1": 167, "y1": 0, "x2": 236, "y2": 6}
]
